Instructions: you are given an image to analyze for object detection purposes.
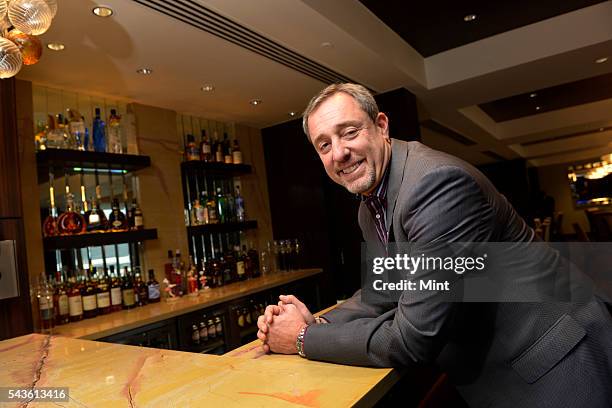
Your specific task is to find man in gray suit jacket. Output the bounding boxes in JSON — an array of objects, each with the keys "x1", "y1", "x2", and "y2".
[{"x1": 257, "y1": 83, "x2": 612, "y2": 407}]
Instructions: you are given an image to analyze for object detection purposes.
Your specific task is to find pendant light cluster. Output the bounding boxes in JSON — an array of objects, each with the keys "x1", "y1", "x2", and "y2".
[{"x1": 0, "y1": 0, "x2": 57, "y2": 79}]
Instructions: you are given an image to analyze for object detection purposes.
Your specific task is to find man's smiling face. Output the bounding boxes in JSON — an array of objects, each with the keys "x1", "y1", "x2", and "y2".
[{"x1": 308, "y1": 92, "x2": 391, "y2": 194}]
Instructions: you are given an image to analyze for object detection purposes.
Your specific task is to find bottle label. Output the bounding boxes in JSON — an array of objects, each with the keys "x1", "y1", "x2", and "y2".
[
  {"x1": 232, "y1": 151, "x2": 242, "y2": 164},
  {"x1": 97, "y1": 292, "x2": 111, "y2": 308},
  {"x1": 58, "y1": 294, "x2": 69, "y2": 315},
  {"x1": 68, "y1": 296, "x2": 83, "y2": 316},
  {"x1": 89, "y1": 213, "x2": 100, "y2": 224},
  {"x1": 224, "y1": 155, "x2": 233, "y2": 164},
  {"x1": 215, "y1": 151, "x2": 223, "y2": 162},
  {"x1": 216, "y1": 321, "x2": 222, "y2": 334},
  {"x1": 236, "y1": 261, "x2": 245, "y2": 277},
  {"x1": 203, "y1": 144, "x2": 211, "y2": 154},
  {"x1": 82, "y1": 295, "x2": 97, "y2": 311},
  {"x1": 111, "y1": 287, "x2": 122, "y2": 305},
  {"x1": 134, "y1": 215, "x2": 143, "y2": 227},
  {"x1": 148, "y1": 284, "x2": 160, "y2": 300},
  {"x1": 123, "y1": 289, "x2": 135, "y2": 306},
  {"x1": 38, "y1": 296, "x2": 52, "y2": 310},
  {"x1": 112, "y1": 220, "x2": 123, "y2": 229},
  {"x1": 199, "y1": 326, "x2": 208, "y2": 340}
]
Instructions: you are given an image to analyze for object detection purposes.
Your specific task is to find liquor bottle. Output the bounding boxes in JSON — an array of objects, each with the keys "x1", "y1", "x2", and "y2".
[
  {"x1": 109, "y1": 266, "x2": 123, "y2": 312},
  {"x1": 187, "y1": 269, "x2": 198, "y2": 296},
  {"x1": 235, "y1": 186, "x2": 245, "y2": 222},
  {"x1": 237, "y1": 308, "x2": 245, "y2": 328},
  {"x1": 42, "y1": 199, "x2": 59, "y2": 237},
  {"x1": 199, "y1": 321, "x2": 208, "y2": 342},
  {"x1": 232, "y1": 139, "x2": 242, "y2": 164},
  {"x1": 173, "y1": 249, "x2": 185, "y2": 296},
  {"x1": 121, "y1": 269, "x2": 136, "y2": 309},
  {"x1": 191, "y1": 324, "x2": 200, "y2": 345},
  {"x1": 67, "y1": 109, "x2": 86, "y2": 151},
  {"x1": 191, "y1": 199, "x2": 203, "y2": 225},
  {"x1": 37, "y1": 273, "x2": 54, "y2": 332},
  {"x1": 67, "y1": 274, "x2": 83, "y2": 322},
  {"x1": 215, "y1": 316, "x2": 223, "y2": 336},
  {"x1": 223, "y1": 133, "x2": 232, "y2": 164},
  {"x1": 96, "y1": 268, "x2": 112, "y2": 315},
  {"x1": 108, "y1": 198, "x2": 128, "y2": 231},
  {"x1": 216, "y1": 187, "x2": 227, "y2": 223},
  {"x1": 207, "y1": 318, "x2": 216, "y2": 338},
  {"x1": 147, "y1": 269, "x2": 161, "y2": 303},
  {"x1": 53, "y1": 271, "x2": 70, "y2": 325},
  {"x1": 45, "y1": 114, "x2": 64, "y2": 149},
  {"x1": 81, "y1": 269, "x2": 98, "y2": 319},
  {"x1": 235, "y1": 246, "x2": 246, "y2": 281},
  {"x1": 200, "y1": 191, "x2": 210, "y2": 224},
  {"x1": 92, "y1": 108, "x2": 107, "y2": 153},
  {"x1": 211, "y1": 257, "x2": 222, "y2": 287},
  {"x1": 185, "y1": 134, "x2": 199, "y2": 161},
  {"x1": 199, "y1": 129, "x2": 211, "y2": 162},
  {"x1": 221, "y1": 253, "x2": 234, "y2": 284},
  {"x1": 206, "y1": 193, "x2": 218, "y2": 224},
  {"x1": 248, "y1": 245, "x2": 261, "y2": 278},
  {"x1": 225, "y1": 186, "x2": 236, "y2": 223},
  {"x1": 83, "y1": 128, "x2": 90, "y2": 151},
  {"x1": 57, "y1": 193, "x2": 86, "y2": 235},
  {"x1": 107, "y1": 109, "x2": 122, "y2": 154},
  {"x1": 135, "y1": 271, "x2": 148, "y2": 306},
  {"x1": 215, "y1": 143, "x2": 223, "y2": 163},
  {"x1": 85, "y1": 198, "x2": 107, "y2": 232},
  {"x1": 133, "y1": 200, "x2": 144, "y2": 230},
  {"x1": 212, "y1": 131, "x2": 221, "y2": 162}
]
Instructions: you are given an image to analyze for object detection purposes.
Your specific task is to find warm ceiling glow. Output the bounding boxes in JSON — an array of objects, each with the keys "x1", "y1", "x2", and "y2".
[
  {"x1": 250, "y1": 99, "x2": 262, "y2": 106},
  {"x1": 201, "y1": 85, "x2": 214, "y2": 92},
  {"x1": 464, "y1": 14, "x2": 477, "y2": 22},
  {"x1": 595, "y1": 57, "x2": 608, "y2": 64},
  {"x1": 47, "y1": 42, "x2": 65, "y2": 51},
  {"x1": 93, "y1": 6, "x2": 113, "y2": 17},
  {"x1": 136, "y1": 68, "x2": 153, "y2": 75}
]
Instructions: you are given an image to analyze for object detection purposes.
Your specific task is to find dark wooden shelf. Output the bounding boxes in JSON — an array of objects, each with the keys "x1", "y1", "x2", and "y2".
[
  {"x1": 43, "y1": 228, "x2": 158, "y2": 250},
  {"x1": 239, "y1": 325, "x2": 258, "y2": 339},
  {"x1": 181, "y1": 160, "x2": 252, "y2": 176},
  {"x1": 37, "y1": 149, "x2": 151, "y2": 181},
  {"x1": 187, "y1": 220, "x2": 257, "y2": 234}
]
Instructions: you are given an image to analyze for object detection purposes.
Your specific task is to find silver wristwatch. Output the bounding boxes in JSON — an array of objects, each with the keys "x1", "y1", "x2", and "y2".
[{"x1": 296, "y1": 324, "x2": 309, "y2": 357}]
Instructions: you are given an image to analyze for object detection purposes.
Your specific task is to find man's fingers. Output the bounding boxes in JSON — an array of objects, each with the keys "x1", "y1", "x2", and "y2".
[
  {"x1": 264, "y1": 304, "x2": 280, "y2": 324},
  {"x1": 279, "y1": 294, "x2": 302, "y2": 306},
  {"x1": 262, "y1": 343, "x2": 270, "y2": 353},
  {"x1": 257, "y1": 315, "x2": 268, "y2": 334},
  {"x1": 256, "y1": 330, "x2": 267, "y2": 341}
]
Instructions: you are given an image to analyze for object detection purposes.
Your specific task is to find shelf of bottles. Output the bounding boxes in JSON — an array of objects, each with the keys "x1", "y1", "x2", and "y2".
[
  {"x1": 180, "y1": 129, "x2": 257, "y2": 273},
  {"x1": 34, "y1": 106, "x2": 161, "y2": 332}
]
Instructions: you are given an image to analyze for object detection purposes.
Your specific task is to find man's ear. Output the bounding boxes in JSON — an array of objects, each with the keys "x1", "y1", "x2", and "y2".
[{"x1": 375, "y1": 112, "x2": 390, "y2": 138}]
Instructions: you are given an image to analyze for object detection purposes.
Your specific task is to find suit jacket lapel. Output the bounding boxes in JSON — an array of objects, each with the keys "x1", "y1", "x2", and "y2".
[{"x1": 385, "y1": 139, "x2": 409, "y2": 234}]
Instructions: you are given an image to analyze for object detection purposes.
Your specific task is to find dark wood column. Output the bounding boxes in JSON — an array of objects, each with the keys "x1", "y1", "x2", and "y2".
[{"x1": 0, "y1": 78, "x2": 33, "y2": 340}]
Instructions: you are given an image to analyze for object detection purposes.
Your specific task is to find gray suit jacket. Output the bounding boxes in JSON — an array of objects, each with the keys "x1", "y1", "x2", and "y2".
[{"x1": 304, "y1": 140, "x2": 612, "y2": 407}]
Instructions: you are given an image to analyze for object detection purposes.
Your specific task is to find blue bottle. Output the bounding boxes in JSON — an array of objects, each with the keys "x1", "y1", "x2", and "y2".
[
  {"x1": 93, "y1": 108, "x2": 107, "y2": 152},
  {"x1": 83, "y1": 128, "x2": 90, "y2": 151}
]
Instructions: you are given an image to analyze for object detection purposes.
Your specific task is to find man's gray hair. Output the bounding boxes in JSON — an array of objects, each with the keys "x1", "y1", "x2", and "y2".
[{"x1": 302, "y1": 83, "x2": 379, "y2": 140}]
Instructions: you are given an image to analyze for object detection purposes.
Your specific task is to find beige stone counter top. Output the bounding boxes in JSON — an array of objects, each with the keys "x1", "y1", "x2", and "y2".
[
  {"x1": 52, "y1": 269, "x2": 323, "y2": 340},
  {"x1": 0, "y1": 333, "x2": 399, "y2": 407}
]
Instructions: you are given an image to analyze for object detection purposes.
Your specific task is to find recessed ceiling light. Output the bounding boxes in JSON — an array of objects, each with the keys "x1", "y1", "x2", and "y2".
[
  {"x1": 93, "y1": 6, "x2": 113, "y2": 17},
  {"x1": 595, "y1": 57, "x2": 608, "y2": 64},
  {"x1": 288, "y1": 112, "x2": 296, "y2": 117},
  {"x1": 47, "y1": 42, "x2": 65, "y2": 51},
  {"x1": 201, "y1": 85, "x2": 215, "y2": 92},
  {"x1": 464, "y1": 14, "x2": 477, "y2": 22},
  {"x1": 535, "y1": 106, "x2": 541, "y2": 111},
  {"x1": 250, "y1": 99, "x2": 262, "y2": 106},
  {"x1": 320, "y1": 42, "x2": 334, "y2": 48},
  {"x1": 136, "y1": 68, "x2": 153, "y2": 75},
  {"x1": 529, "y1": 93, "x2": 537, "y2": 98}
]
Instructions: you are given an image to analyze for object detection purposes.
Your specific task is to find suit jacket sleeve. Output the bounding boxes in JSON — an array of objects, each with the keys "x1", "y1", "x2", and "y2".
[{"x1": 304, "y1": 166, "x2": 494, "y2": 367}]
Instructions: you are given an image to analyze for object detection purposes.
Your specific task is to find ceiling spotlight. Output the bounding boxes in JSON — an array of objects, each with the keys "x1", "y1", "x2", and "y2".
[
  {"x1": 595, "y1": 57, "x2": 608, "y2": 64},
  {"x1": 47, "y1": 42, "x2": 65, "y2": 51},
  {"x1": 320, "y1": 42, "x2": 334, "y2": 48},
  {"x1": 464, "y1": 14, "x2": 477, "y2": 22},
  {"x1": 288, "y1": 111, "x2": 296, "y2": 117},
  {"x1": 201, "y1": 85, "x2": 215, "y2": 92},
  {"x1": 93, "y1": 6, "x2": 113, "y2": 17},
  {"x1": 529, "y1": 93, "x2": 537, "y2": 98},
  {"x1": 535, "y1": 106, "x2": 541, "y2": 111},
  {"x1": 250, "y1": 99, "x2": 262, "y2": 106},
  {"x1": 136, "y1": 68, "x2": 153, "y2": 75}
]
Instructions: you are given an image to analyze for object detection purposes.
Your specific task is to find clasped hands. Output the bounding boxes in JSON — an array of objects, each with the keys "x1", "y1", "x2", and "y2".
[{"x1": 256, "y1": 295, "x2": 314, "y2": 354}]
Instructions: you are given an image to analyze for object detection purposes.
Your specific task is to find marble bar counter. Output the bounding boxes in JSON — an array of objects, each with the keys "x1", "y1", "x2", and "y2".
[
  {"x1": 0, "y1": 332, "x2": 399, "y2": 407},
  {"x1": 52, "y1": 268, "x2": 323, "y2": 340}
]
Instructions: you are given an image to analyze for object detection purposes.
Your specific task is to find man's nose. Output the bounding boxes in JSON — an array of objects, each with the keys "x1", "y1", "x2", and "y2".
[{"x1": 332, "y1": 142, "x2": 350, "y2": 162}]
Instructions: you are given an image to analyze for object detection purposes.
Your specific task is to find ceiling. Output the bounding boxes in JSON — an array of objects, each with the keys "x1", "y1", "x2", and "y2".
[{"x1": 14, "y1": 0, "x2": 612, "y2": 168}]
